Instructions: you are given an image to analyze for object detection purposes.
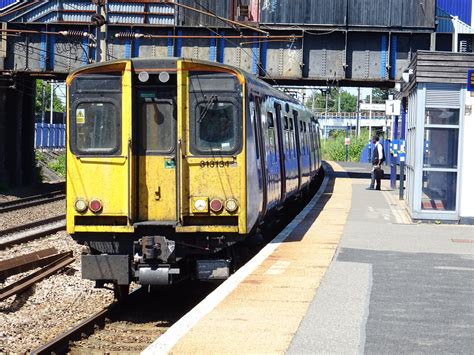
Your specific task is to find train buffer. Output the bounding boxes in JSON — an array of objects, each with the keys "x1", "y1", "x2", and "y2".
[{"x1": 143, "y1": 161, "x2": 474, "y2": 354}]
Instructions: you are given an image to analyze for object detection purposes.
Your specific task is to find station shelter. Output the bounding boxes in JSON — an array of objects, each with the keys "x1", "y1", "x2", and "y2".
[{"x1": 398, "y1": 51, "x2": 474, "y2": 223}]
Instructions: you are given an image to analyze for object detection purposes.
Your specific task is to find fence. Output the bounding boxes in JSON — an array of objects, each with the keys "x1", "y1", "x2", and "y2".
[{"x1": 34, "y1": 123, "x2": 66, "y2": 148}]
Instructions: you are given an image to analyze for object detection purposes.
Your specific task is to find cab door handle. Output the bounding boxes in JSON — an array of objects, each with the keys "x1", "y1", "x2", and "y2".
[{"x1": 155, "y1": 186, "x2": 161, "y2": 200}]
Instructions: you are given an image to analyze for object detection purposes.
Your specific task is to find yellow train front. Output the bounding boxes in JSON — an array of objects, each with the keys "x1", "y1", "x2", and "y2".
[{"x1": 66, "y1": 58, "x2": 321, "y2": 293}]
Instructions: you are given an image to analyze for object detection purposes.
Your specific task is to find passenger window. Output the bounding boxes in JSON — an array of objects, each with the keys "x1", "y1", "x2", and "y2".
[
  {"x1": 267, "y1": 112, "x2": 277, "y2": 163},
  {"x1": 284, "y1": 116, "x2": 289, "y2": 130}
]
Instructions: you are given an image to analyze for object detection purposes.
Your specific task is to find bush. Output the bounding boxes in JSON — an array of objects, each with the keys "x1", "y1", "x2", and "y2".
[
  {"x1": 322, "y1": 129, "x2": 370, "y2": 162},
  {"x1": 48, "y1": 154, "x2": 66, "y2": 177}
]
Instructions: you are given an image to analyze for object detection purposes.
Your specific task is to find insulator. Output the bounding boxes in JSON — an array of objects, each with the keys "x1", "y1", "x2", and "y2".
[
  {"x1": 60, "y1": 30, "x2": 91, "y2": 38},
  {"x1": 114, "y1": 32, "x2": 136, "y2": 39}
]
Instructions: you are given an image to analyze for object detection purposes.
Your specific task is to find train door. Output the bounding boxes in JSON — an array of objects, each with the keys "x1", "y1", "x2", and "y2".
[
  {"x1": 136, "y1": 75, "x2": 178, "y2": 223},
  {"x1": 274, "y1": 103, "x2": 287, "y2": 201},
  {"x1": 293, "y1": 111, "x2": 302, "y2": 189},
  {"x1": 250, "y1": 95, "x2": 267, "y2": 219}
]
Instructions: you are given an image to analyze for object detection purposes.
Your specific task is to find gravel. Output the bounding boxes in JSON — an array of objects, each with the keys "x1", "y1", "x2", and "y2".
[
  {"x1": 0, "y1": 200, "x2": 65, "y2": 231},
  {"x1": 0, "y1": 231, "x2": 115, "y2": 353}
]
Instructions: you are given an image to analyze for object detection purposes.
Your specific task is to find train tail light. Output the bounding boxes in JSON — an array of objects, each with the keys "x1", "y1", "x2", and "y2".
[
  {"x1": 210, "y1": 198, "x2": 223, "y2": 212},
  {"x1": 225, "y1": 198, "x2": 238, "y2": 213},
  {"x1": 89, "y1": 198, "x2": 103, "y2": 213},
  {"x1": 74, "y1": 198, "x2": 88, "y2": 213}
]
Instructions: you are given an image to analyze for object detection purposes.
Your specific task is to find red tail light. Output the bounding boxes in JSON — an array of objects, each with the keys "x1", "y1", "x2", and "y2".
[
  {"x1": 89, "y1": 199, "x2": 103, "y2": 213},
  {"x1": 210, "y1": 198, "x2": 223, "y2": 212}
]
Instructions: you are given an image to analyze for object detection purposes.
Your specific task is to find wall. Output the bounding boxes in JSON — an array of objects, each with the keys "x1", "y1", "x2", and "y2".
[{"x1": 460, "y1": 90, "x2": 474, "y2": 222}]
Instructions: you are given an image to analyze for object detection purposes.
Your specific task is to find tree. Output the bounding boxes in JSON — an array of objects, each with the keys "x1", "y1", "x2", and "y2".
[
  {"x1": 305, "y1": 88, "x2": 357, "y2": 113},
  {"x1": 366, "y1": 88, "x2": 390, "y2": 103},
  {"x1": 35, "y1": 80, "x2": 65, "y2": 116}
]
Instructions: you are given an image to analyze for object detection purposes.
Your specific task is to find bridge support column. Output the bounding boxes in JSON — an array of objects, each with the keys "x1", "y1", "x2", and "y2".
[
  {"x1": 0, "y1": 86, "x2": 7, "y2": 187},
  {"x1": 0, "y1": 76, "x2": 36, "y2": 187}
]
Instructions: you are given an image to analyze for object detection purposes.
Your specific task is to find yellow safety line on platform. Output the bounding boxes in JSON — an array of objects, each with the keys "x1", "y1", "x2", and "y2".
[{"x1": 170, "y1": 161, "x2": 352, "y2": 354}]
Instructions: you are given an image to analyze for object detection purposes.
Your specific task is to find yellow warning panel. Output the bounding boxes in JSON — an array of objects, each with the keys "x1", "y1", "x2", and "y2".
[{"x1": 76, "y1": 108, "x2": 85, "y2": 124}]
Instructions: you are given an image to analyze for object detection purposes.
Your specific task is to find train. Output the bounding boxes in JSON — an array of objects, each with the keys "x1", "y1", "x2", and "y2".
[{"x1": 66, "y1": 58, "x2": 322, "y2": 297}]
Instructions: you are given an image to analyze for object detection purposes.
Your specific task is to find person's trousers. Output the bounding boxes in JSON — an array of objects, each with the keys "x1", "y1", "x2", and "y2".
[{"x1": 370, "y1": 166, "x2": 381, "y2": 190}]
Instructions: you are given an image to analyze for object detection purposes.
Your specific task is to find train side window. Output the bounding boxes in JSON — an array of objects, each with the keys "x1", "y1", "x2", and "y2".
[
  {"x1": 267, "y1": 111, "x2": 277, "y2": 163},
  {"x1": 249, "y1": 97, "x2": 259, "y2": 160},
  {"x1": 289, "y1": 117, "x2": 294, "y2": 131},
  {"x1": 284, "y1": 116, "x2": 289, "y2": 130}
]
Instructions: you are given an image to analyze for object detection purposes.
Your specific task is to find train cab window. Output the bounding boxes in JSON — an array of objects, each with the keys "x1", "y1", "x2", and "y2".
[
  {"x1": 70, "y1": 74, "x2": 122, "y2": 155},
  {"x1": 195, "y1": 100, "x2": 237, "y2": 153},
  {"x1": 74, "y1": 102, "x2": 119, "y2": 154},
  {"x1": 189, "y1": 72, "x2": 242, "y2": 155}
]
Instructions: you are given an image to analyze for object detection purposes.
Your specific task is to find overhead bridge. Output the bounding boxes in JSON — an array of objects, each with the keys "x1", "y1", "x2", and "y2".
[{"x1": 0, "y1": 0, "x2": 440, "y2": 86}]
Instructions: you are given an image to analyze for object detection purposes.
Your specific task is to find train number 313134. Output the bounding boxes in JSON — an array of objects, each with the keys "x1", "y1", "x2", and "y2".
[{"x1": 200, "y1": 160, "x2": 231, "y2": 168}]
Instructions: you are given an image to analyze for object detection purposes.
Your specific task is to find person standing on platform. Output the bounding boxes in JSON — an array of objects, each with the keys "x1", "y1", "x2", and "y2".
[{"x1": 368, "y1": 135, "x2": 385, "y2": 190}]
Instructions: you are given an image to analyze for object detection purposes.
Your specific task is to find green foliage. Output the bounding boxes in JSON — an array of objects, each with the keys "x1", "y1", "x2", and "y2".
[
  {"x1": 305, "y1": 89, "x2": 357, "y2": 113},
  {"x1": 48, "y1": 154, "x2": 66, "y2": 178},
  {"x1": 365, "y1": 88, "x2": 390, "y2": 103},
  {"x1": 322, "y1": 129, "x2": 371, "y2": 162},
  {"x1": 35, "y1": 80, "x2": 65, "y2": 115}
]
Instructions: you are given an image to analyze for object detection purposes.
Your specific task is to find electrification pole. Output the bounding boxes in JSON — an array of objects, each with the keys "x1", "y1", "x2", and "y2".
[{"x1": 93, "y1": 0, "x2": 107, "y2": 62}]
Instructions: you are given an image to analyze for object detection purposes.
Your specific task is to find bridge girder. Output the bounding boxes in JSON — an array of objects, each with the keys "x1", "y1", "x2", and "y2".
[{"x1": 0, "y1": 23, "x2": 434, "y2": 87}]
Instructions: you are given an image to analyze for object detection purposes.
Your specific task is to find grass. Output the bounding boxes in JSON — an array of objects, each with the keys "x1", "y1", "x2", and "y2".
[
  {"x1": 321, "y1": 129, "x2": 370, "y2": 162},
  {"x1": 48, "y1": 154, "x2": 66, "y2": 177}
]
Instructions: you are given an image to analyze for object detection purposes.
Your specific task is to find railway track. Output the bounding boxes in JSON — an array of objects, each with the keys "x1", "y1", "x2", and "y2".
[
  {"x1": 31, "y1": 282, "x2": 217, "y2": 354},
  {"x1": 0, "y1": 190, "x2": 65, "y2": 213},
  {"x1": 0, "y1": 248, "x2": 74, "y2": 302},
  {"x1": 0, "y1": 215, "x2": 66, "y2": 250}
]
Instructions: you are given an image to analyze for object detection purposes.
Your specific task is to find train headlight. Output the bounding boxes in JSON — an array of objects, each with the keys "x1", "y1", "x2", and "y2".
[
  {"x1": 89, "y1": 198, "x2": 103, "y2": 213},
  {"x1": 74, "y1": 198, "x2": 88, "y2": 213},
  {"x1": 225, "y1": 198, "x2": 238, "y2": 213},
  {"x1": 192, "y1": 197, "x2": 209, "y2": 213},
  {"x1": 210, "y1": 198, "x2": 224, "y2": 212}
]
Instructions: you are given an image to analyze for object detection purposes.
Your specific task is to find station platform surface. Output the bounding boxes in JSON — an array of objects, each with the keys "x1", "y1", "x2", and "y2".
[{"x1": 144, "y1": 161, "x2": 474, "y2": 355}]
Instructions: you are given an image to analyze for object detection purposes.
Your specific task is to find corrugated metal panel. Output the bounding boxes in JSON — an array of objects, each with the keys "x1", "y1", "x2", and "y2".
[
  {"x1": 0, "y1": 0, "x2": 16, "y2": 10},
  {"x1": 402, "y1": 0, "x2": 436, "y2": 28},
  {"x1": 436, "y1": 7, "x2": 454, "y2": 33},
  {"x1": 348, "y1": 0, "x2": 389, "y2": 27},
  {"x1": 178, "y1": 0, "x2": 232, "y2": 27},
  {"x1": 425, "y1": 84, "x2": 460, "y2": 108},
  {"x1": 260, "y1": 0, "x2": 346, "y2": 25},
  {"x1": 437, "y1": 0, "x2": 472, "y2": 26}
]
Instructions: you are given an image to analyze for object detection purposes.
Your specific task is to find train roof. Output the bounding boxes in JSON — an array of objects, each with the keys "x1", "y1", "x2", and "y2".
[{"x1": 68, "y1": 57, "x2": 304, "y2": 108}]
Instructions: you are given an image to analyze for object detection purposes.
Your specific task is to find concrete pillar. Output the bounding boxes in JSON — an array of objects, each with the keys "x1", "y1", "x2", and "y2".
[
  {"x1": 1, "y1": 76, "x2": 36, "y2": 187},
  {"x1": 0, "y1": 86, "x2": 7, "y2": 187}
]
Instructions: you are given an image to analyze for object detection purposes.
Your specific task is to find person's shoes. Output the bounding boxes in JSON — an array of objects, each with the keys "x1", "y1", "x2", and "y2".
[
  {"x1": 376, "y1": 187, "x2": 381, "y2": 190},
  {"x1": 366, "y1": 186, "x2": 375, "y2": 190}
]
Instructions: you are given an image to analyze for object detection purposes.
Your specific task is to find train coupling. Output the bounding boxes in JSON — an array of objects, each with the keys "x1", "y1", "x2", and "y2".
[
  {"x1": 133, "y1": 236, "x2": 179, "y2": 285},
  {"x1": 133, "y1": 236, "x2": 175, "y2": 263}
]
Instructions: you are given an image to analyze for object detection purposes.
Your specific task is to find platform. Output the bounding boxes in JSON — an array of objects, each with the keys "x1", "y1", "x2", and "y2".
[{"x1": 143, "y1": 162, "x2": 474, "y2": 354}]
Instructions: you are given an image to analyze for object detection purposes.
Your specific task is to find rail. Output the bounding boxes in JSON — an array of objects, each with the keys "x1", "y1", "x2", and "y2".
[
  {"x1": 0, "y1": 190, "x2": 65, "y2": 213},
  {"x1": 0, "y1": 250, "x2": 74, "y2": 302},
  {"x1": 0, "y1": 217, "x2": 66, "y2": 250}
]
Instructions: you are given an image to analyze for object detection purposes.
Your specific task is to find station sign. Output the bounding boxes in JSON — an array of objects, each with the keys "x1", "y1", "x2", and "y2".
[
  {"x1": 360, "y1": 103, "x2": 386, "y2": 111},
  {"x1": 385, "y1": 99, "x2": 401, "y2": 116},
  {"x1": 467, "y1": 69, "x2": 474, "y2": 92}
]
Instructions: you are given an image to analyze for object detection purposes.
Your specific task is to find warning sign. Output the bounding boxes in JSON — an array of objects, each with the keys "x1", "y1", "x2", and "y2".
[{"x1": 76, "y1": 109, "x2": 85, "y2": 124}]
